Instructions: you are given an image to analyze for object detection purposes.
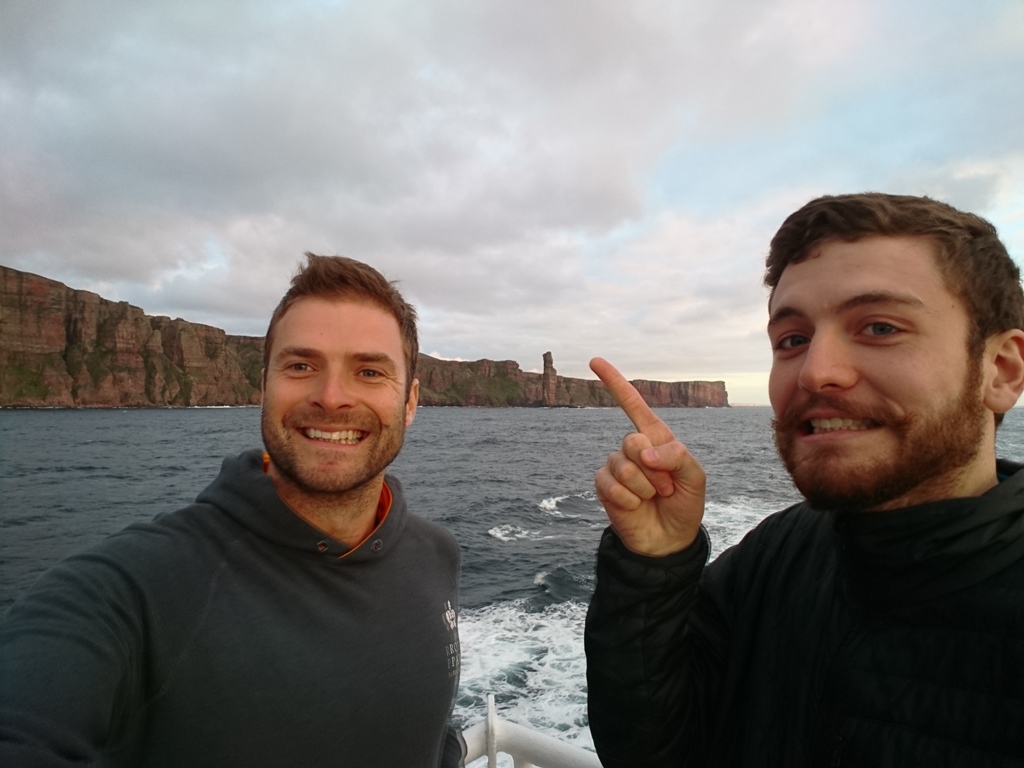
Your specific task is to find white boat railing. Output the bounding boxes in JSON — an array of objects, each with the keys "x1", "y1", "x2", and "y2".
[{"x1": 462, "y1": 695, "x2": 602, "y2": 768}]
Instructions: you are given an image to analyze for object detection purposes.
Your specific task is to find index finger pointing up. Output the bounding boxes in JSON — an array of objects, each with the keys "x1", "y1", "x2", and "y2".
[{"x1": 590, "y1": 357, "x2": 676, "y2": 445}]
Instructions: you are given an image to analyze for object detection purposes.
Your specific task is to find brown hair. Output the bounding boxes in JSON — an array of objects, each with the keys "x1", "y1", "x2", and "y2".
[
  {"x1": 765, "y1": 192, "x2": 1024, "y2": 354},
  {"x1": 264, "y1": 253, "x2": 419, "y2": 396}
]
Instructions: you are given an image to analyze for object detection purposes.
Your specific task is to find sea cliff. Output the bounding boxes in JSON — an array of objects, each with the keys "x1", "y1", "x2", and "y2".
[
  {"x1": 416, "y1": 351, "x2": 728, "y2": 407},
  {"x1": 0, "y1": 265, "x2": 728, "y2": 408}
]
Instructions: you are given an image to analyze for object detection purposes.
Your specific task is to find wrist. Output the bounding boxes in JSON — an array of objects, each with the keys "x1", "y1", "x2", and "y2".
[{"x1": 613, "y1": 526, "x2": 701, "y2": 558}]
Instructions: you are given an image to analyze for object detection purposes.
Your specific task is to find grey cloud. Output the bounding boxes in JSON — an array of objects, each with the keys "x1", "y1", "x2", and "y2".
[{"x1": 2, "y1": 0, "x2": 1022, "y2": 404}]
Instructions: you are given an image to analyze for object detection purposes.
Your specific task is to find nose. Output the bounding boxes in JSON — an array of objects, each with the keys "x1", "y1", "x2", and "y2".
[
  {"x1": 797, "y1": 330, "x2": 858, "y2": 393},
  {"x1": 311, "y1": 370, "x2": 356, "y2": 410}
]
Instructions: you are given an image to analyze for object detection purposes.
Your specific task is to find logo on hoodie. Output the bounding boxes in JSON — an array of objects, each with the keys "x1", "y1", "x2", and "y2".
[{"x1": 443, "y1": 599, "x2": 460, "y2": 680}]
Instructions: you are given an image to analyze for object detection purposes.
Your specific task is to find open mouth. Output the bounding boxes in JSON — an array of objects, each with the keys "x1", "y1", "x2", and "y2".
[
  {"x1": 303, "y1": 427, "x2": 366, "y2": 445},
  {"x1": 806, "y1": 417, "x2": 877, "y2": 435}
]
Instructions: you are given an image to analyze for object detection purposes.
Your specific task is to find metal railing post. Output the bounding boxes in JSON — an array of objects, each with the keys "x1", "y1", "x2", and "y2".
[
  {"x1": 486, "y1": 694, "x2": 498, "y2": 768},
  {"x1": 461, "y1": 693, "x2": 601, "y2": 768}
]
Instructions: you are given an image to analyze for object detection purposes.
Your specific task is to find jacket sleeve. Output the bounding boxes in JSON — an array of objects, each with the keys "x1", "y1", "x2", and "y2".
[
  {"x1": 585, "y1": 526, "x2": 729, "y2": 768},
  {"x1": 0, "y1": 555, "x2": 145, "y2": 766}
]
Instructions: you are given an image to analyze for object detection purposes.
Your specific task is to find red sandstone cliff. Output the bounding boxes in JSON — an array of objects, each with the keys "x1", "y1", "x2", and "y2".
[
  {"x1": 1, "y1": 266, "x2": 263, "y2": 406},
  {"x1": 1, "y1": 265, "x2": 728, "y2": 408}
]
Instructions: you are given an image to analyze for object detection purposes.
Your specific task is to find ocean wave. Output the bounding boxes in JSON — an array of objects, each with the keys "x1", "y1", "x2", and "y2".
[
  {"x1": 537, "y1": 491, "x2": 598, "y2": 518},
  {"x1": 537, "y1": 495, "x2": 569, "y2": 513},
  {"x1": 487, "y1": 524, "x2": 539, "y2": 542}
]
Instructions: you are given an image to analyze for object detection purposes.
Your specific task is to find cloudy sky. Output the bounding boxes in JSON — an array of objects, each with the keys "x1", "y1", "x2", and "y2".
[{"x1": 2, "y1": 0, "x2": 1022, "y2": 404}]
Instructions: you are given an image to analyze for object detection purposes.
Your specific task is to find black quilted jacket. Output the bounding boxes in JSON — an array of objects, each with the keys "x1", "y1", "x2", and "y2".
[{"x1": 585, "y1": 460, "x2": 1024, "y2": 767}]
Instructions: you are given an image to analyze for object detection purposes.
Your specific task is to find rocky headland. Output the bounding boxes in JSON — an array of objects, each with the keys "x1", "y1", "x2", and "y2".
[
  {"x1": 417, "y1": 352, "x2": 728, "y2": 408},
  {"x1": 0, "y1": 265, "x2": 728, "y2": 408}
]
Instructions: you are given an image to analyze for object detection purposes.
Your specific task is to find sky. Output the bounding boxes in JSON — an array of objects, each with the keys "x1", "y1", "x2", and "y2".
[{"x1": 2, "y1": 0, "x2": 1023, "y2": 405}]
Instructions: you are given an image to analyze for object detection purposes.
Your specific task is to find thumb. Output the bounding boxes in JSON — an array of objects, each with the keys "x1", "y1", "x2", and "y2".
[{"x1": 640, "y1": 442, "x2": 704, "y2": 496}]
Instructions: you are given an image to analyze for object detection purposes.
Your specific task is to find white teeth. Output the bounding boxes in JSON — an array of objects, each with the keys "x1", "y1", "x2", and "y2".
[
  {"x1": 304, "y1": 428, "x2": 363, "y2": 444},
  {"x1": 809, "y1": 417, "x2": 871, "y2": 433}
]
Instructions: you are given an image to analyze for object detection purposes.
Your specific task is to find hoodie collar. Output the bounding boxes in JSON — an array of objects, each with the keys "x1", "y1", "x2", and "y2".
[{"x1": 196, "y1": 449, "x2": 409, "y2": 564}]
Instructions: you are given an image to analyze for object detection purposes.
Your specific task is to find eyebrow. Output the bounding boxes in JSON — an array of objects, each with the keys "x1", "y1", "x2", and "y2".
[
  {"x1": 273, "y1": 348, "x2": 399, "y2": 368},
  {"x1": 350, "y1": 352, "x2": 399, "y2": 369},
  {"x1": 273, "y1": 346, "x2": 323, "y2": 362},
  {"x1": 768, "y1": 290, "x2": 926, "y2": 327}
]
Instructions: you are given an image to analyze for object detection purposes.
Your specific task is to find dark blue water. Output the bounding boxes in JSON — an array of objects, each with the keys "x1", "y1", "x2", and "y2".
[
  {"x1": 4, "y1": 406, "x2": 1022, "y2": 752},
  {"x1": 0, "y1": 406, "x2": 794, "y2": 611}
]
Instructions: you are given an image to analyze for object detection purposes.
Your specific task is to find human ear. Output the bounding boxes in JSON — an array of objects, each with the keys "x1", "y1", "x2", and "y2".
[
  {"x1": 405, "y1": 378, "x2": 420, "y2": 427},
  {"x1": 982, "y1": 329, "x2": 1024, "y2": 414}
]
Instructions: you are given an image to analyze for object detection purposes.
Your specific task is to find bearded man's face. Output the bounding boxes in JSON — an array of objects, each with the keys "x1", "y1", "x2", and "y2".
[{"x1": 767, "y1": 236, "x2": 990, "y2": 512}]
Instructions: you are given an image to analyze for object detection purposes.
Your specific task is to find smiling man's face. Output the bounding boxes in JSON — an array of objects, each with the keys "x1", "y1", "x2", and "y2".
[
  {"x1": 261, "y1": 296, "x2": 417, "y2": 509},
  {"x1": 767, "y1": 235, "x2": 992, "y2": 512}
]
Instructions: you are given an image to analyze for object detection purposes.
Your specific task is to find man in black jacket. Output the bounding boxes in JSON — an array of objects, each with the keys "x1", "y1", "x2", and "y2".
[{"x1": 585, "y1": 193, "x2": 1024, "y2": 767}]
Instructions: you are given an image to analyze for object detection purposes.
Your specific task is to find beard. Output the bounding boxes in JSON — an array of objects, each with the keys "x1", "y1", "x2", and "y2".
[
  {"x1": 261, "y1": 405, "x2": 407, "y2": 501},
  {"x1": 773, "y1": 364, "x2": 986, "y2": 513}
]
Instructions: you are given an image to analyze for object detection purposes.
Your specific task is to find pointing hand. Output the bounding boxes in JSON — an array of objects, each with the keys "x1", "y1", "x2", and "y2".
[{"x1": 591, "y1": 357, "x2": 706, "y2": 556}]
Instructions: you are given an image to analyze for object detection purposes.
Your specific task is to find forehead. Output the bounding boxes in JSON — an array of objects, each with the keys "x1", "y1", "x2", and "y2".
[
  {"x1": 270, "y1": 297, "x2": 404, "y2": 356},
  {"x1": 769, "y1": 235, "x2": 959, "y2": 315}
]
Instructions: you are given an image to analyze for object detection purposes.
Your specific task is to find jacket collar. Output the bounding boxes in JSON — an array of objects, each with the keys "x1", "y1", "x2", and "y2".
[{"x1": 833, "y1": 460, "x2": 1024, "y2": 612}]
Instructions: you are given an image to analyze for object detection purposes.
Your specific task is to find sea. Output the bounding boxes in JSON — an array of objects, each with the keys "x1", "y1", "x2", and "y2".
[{"x1": 4, "y1": 405, "x2": 1024, "y2": 763}]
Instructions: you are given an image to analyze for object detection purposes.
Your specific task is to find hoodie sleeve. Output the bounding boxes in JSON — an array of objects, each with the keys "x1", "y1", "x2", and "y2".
[{"x1": 0, "y1": 551, "x2": 147, "y2": 766}]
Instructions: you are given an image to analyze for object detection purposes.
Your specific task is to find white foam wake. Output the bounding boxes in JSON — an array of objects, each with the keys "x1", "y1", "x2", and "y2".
[{"x1": 456, "y1": 599, "x2": 593, "y2": 767}]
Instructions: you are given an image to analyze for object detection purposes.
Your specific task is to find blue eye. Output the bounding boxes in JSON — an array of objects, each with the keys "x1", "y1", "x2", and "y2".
[
  {"x1": 865, "y1": 322, "x2": 898, "y2": 336},
  {"x1": 776, "y1": 334, "x2": 809, "y2": 350}
]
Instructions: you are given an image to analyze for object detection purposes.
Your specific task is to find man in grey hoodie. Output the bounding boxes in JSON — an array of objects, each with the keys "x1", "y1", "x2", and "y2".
[{"x1": 1, "y1": 254, "x2": 465, "y2": 767}]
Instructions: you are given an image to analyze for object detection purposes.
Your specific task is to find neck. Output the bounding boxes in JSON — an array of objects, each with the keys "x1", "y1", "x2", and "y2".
[{"x1": 270, "y1": 470, "x2": 385, "y2": 546}]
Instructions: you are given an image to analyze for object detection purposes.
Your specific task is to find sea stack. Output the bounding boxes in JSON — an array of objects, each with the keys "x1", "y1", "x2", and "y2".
[{"x1": 542, "y1": 351, "x2": 557, "y2": 406}]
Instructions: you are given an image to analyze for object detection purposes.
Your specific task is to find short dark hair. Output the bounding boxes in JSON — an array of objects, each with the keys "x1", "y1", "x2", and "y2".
[
  {"x1": 264, "y1": 253, "x2": 419, "y2": 395},
  {"x1": 765, "y1": 193, "x2": 1024, "y2": 425}
]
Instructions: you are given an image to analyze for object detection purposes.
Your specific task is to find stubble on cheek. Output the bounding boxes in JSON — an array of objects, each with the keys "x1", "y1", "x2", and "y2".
[
  {"x1": 261, "y1": 401, "x2": 410, "y2": 499},
  {"x1": 772, "y1": 379, "x2": 985, "y2": 513}
]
